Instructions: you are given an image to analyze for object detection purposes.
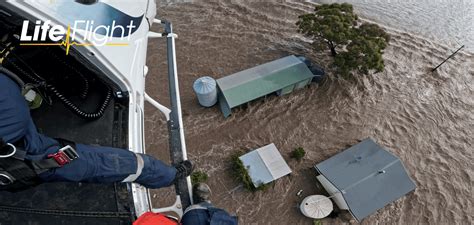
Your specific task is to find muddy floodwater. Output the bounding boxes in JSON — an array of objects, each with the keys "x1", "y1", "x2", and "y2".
[
  {"x1": 316, "y1": 0, "x2": 474, "y2": 52},
  {"x1": 145, "y1": 1, "x2": 473, "y2": 224}
]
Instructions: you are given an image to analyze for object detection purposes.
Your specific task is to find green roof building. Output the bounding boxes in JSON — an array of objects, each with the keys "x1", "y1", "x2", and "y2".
[{"x1": 217, "y1": 55, "x2": 315, "y2": 117}]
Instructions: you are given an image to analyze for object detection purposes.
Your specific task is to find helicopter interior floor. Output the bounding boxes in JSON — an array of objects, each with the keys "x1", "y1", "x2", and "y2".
[{"x1": 0, "y1": 52, "x2": 135, "y2": 224}]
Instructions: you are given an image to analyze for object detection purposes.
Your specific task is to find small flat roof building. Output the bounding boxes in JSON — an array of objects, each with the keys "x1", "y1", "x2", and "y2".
[
  {"x1": 239, "y1": 143, "x2": 292, "y2": 187},
  {"x1": 315, "y1": 138, "x2": 416, "y2": 222},
  {"x1": 217, "y1": 55, "x2": 315, "y2": 117}
]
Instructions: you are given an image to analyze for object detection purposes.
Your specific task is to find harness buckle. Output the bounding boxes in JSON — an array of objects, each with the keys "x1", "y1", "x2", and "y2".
[{"x1": 47, "y1": 145, "x2": 79, "y2": 167}]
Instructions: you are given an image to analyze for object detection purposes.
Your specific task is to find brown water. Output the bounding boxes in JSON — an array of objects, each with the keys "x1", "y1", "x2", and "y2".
[
  {"x1": 145, "y1": 1, "x2": 474, "y2": 224},
  {"x1": 316, "y1": 0, "x2": 474, "y2": 52}
]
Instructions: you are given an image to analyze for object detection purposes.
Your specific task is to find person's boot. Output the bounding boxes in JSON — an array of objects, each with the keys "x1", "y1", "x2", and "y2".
[
  {"x1": 193, "y1": 183, "x2": 211, "y2": 203},
  {"x1": 174, "y1": 160, "x2": 194, "y2": 181}
]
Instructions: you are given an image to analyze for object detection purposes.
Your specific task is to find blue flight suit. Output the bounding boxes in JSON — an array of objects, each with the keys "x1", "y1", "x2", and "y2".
[
  {"x1": 0, "y1": 73, "x2": 176, "y2": 188},
  {"x1": 181, "y1": 202, "x2": 238, "y2": 225}
]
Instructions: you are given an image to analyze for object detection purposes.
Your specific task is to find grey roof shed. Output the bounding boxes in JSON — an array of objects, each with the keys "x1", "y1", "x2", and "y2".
[
  {"x1": 217, "y1": 55, "x2": 314, "y2": 117},
  {"x1": 315, "y1": 138, "x2": 416, "y2": 221}
]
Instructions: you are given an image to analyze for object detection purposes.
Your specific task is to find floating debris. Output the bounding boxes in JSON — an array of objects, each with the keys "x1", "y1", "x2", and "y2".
[{"x1": 297, "y1": 189, "x2": 303, "y2": 197}]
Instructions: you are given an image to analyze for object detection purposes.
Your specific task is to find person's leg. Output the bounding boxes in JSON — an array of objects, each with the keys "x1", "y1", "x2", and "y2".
[
  {"x1": 182, "y1": 183, "x2": 213, "y2": 224},
  {"x1": 134, "y1": 153, "x2": 178, "y2": 188},
  {"x1": 39, "y1": 144, "x2": 180, "y2": 189},
  {"x1": 181, "y1": 209, "x2": 211, "y2": 225},
  {"x1": 182, "y1": 183, "x2": 238, "y2": 225}
]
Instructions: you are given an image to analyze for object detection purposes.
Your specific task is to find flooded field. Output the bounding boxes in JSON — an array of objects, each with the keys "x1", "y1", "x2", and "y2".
[{"x1": 145, "y1": 1, "x2": 473, "y2": 224}]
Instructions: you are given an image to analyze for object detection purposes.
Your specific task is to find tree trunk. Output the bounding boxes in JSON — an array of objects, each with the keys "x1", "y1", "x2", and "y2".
[{"x1": 328, "y1": 41, "x2": 337, "y2": 56}]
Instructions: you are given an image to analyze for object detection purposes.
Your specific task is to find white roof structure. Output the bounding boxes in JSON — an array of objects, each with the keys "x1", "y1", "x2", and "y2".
[{"x1": 239, "y1": 143, "x2": 292, "y2": 187}]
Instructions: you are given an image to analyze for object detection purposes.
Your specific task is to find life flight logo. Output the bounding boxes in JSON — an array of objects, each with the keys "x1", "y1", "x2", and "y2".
[{"x1": 19, "y1": 20, "x2": 135, "y2": 55}]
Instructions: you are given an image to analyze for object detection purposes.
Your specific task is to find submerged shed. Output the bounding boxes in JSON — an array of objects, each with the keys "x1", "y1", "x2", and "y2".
[
  {"x1": 315, "y1": 138, "x2": 416, "y2": 222},
  {"x1": 239, "y1": 143, "x2": 292, "y2": 187},
  {"x1": 217, "y1": 55, "x2": 315, "y2": 117}
]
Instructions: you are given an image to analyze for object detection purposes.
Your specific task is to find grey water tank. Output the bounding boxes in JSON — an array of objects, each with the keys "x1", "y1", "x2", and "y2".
[{"x1": 193, "y1": 76, "x2": 217, "y2": 107}]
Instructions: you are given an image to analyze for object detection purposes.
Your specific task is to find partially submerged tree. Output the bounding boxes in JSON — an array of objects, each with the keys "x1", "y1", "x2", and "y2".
[
  {"x1": 297, "y1": 3, "x2": 356, "y2": 56},
  {"x1": 291, "y1": 147, "x2": 306, "y2": 161},
  {"x1": 191, "y1": 171, "x2": 209, "y2": 185},
  {"x1": 297, "y1": 3, "x2": 390, "y2": 77},
  {"x1": 231, "y1": 152, "x2": 270, "y2": 192}
]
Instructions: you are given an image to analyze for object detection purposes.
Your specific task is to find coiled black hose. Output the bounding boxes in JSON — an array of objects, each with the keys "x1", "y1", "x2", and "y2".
[
  {"x1": 46, "y1": 47, "x2": 89, "y2": 99},
  {"x1": 45, "y1": 81, "x2": 112, "y2": 119},
  {"x1": 3, "y1": 52, "x2": 112, "y2": 120}
]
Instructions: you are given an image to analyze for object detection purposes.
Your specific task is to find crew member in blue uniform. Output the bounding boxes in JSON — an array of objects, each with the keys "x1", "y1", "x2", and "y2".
[{"x1": 0, "y1": 70, "x2": 193, "y2": 189}]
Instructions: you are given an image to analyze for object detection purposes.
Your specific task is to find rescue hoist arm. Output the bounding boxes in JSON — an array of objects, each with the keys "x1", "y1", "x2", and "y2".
[{"x1": 145, "y1": 18, "x2": 193, "y2": 216}]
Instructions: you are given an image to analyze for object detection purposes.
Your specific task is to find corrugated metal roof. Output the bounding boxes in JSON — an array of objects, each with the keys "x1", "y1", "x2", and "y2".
[
  {"x1": 217, "y1": 55, "x2": 314, "y2": 108},
  {"x1": 315, "y1": 138, "x2": 416, "y2": 221},
  {"x1": 239, "y1": 150, "x2": 274, "y2": 186},
  {"x1": 240, "y1": 143, "x2": 292, "y2": 187}
]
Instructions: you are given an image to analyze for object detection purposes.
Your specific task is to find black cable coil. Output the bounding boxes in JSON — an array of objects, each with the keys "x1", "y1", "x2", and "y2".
[{"x1": 1, "y1": 48, "x2": 112, "y2": 120}]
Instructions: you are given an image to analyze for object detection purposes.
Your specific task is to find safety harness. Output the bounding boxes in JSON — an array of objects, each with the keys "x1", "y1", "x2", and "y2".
[
  {"x1": 0, "y1": 138, "x2": 78, "y2": 192},
  {"x1": 0, "y1": 64, "x2": 81, "y2": 191}
]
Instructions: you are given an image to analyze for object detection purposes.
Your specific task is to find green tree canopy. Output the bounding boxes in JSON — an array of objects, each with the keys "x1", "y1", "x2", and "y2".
[{"x1": 297, "y1": 3, "x2": 390, "y2": 77}]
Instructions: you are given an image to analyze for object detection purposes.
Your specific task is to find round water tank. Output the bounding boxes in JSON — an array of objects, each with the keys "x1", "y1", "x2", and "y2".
[
  {"x1": 193, "y1": 76, "x2": 217, "y2": 107},
  {"x1": 300, "y1": 195, "x2": 333, "y2": 219}
]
